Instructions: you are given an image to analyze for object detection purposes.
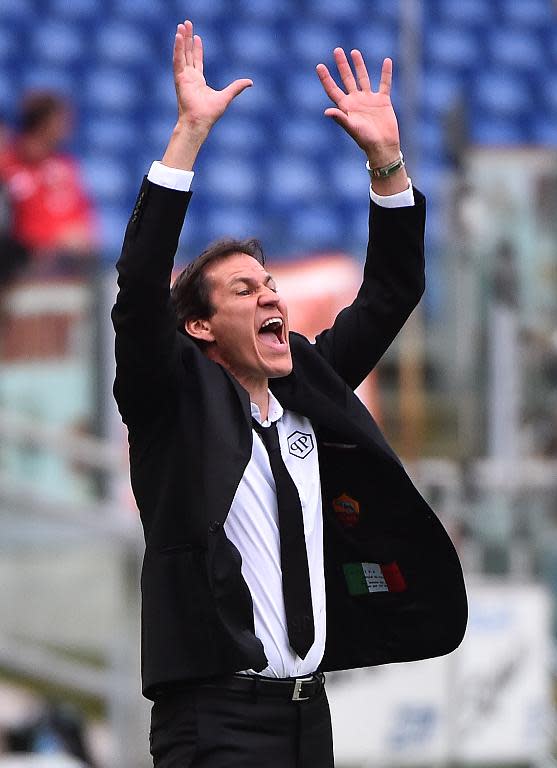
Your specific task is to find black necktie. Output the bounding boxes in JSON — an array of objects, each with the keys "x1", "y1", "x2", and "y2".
[{"x1": 252, "y1": 419, "x2": 315, "y2": 659}]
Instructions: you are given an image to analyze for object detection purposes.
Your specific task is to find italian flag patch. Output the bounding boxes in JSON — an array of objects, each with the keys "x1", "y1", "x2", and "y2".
[{"x1": 343, "y1": 561, "x2": 407, "y2": 596}]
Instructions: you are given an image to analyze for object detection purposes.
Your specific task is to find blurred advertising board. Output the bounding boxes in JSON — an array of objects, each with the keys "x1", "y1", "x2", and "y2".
[{"x1": 328, "y1": 580, "x2": 553, "y2": 766}]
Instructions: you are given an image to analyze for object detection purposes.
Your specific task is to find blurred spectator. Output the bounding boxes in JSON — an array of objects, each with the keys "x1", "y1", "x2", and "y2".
[
  {"x1": 0, "y1": 115, "x2": 29, "y2": 296},
  {"x1": 0, "y1": 92, "x2": 97, "y2": 277}
]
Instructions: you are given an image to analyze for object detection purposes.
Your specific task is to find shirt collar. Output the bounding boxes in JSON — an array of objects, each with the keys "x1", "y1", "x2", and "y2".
[{"x1": 251, "y1": 390, "x2": 284, "y2": 427}]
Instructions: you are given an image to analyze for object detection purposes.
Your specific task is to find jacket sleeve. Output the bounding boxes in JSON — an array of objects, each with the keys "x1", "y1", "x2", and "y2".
[
  {"x1": 111, "y1": 178, "x2": 192, "y2": 425},
  {"x1": 313, "y1": 188, "x2": 426, "y2": 391}
]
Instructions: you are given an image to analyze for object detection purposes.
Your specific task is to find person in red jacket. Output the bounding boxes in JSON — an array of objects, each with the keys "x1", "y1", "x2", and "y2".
[{"x1": 0, "y1": 91, "x2": 97, "y2": 275}]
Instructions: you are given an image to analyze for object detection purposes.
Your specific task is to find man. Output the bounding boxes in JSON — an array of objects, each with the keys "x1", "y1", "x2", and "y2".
[
  {"x1": 112, "y1": 20, "x2": 467, "y2": 768},
  {"x1": 0, "y1": 91, "x2": 96, "y2": 275}
]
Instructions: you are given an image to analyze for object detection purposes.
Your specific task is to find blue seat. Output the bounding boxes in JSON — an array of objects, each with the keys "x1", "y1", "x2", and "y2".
[
  {"x1": 473, "y1": 71, "x2": 531, "y2": 116},
  {"x1": 82, "y1": 155, "x2": 131, "y2": 204},
  {"x1": 288, "y1": 71, "x2": 329, "y2": 112},
  {"x1": 285, "y1": 203, "x2": 343, "y2": 250},
  {"x1": 489, "y1": 29, "x2": 543, "y2": 70},
  {"x1": 48, "y1": 0, "x2": 101, "y2": 21},
  {"x1": 422, "y1": 72, "x2": 464, "y2": 114},
  {"x1": 174, "y1": 0, "x2": 225, "y2": 22},
  {"x1": 328, "y1": 153, "x2": 368, "y2": 201},
  {"x1": 238, "y1": 0, "x2": 294, "y2": 19},
  {"x1": 97, "y1": 204, "x2": 131, "y2": 257},
  {"x1": 204, "y1": 204, "x2": 266, "y2": 242},
  {"x1": 471, "y1": 117, "x2": 525, "y2": 144},
  {"x1": 501, "y1": 0, "x2": 554, "y2": 27},
  {"x1": 32, "y1": 22, "x2": 83, "y2": 64},
  {"x1": 203, "y1": 154, "x2": 259, "y2": 202},
  {"x1": 542, "y1": 72, "x2": 557, "y2": 114},
  {"x1": 210, "y1": 115, "x2": 267, "y2": 152},
  {"x1": 22, "y1": 67, "x2": 76, "y2": 94},
  {"x1": 113, "y1": 0, "x2": 163, "y2": 20},
  {"x1": 426, "y1": 26, "x2": 480, "y2": 69},
  {"x1": 0, "y1": 24, "x2": 18, "y2": 60},
  {"x1": 277, "y1": 118, "x2": 334, "y2": 155},
  {"x1": 530, "y1": 116, "x2": 557, "y2": 145},
  {"x1": 267, "y1": 156, "x2": 323, "y2": 202},
  {"x1": 84, "y1": 116, "x2": 139, "y2": 153},
  {"x1": 289, "y1": 23, "x2": 340, "y2": 63},
  {"x1": 436, "y1": 0, "x2": 491, "y2": 26},
  {"x1": 352, "y1": 27, "x2": 398, "y2": 65},
  {"x1": 307, "y1": 0, "x2": 363, "y2": 22},
  {"x1": 216, "y1": 71, "x2": 275, "y2": 115},
  {"x1": 227, "y1": 23, "x2": 281, "y2": 64},
  {"x1": 0, "y1": 71, "x2": 15, "y2": 112},
  {"x1": 83, "y1": 69, "x2": 139, "y2": 112},
  {"x1": 0, "y1": 0, "x2": 35, "y2": 19},
  {"x1": 95, "y1": 22, "x2": 153, "y2": 66}
]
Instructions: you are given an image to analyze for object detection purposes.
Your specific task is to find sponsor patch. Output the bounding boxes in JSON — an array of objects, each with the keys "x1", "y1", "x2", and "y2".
[
  {"x1": 287, "y1": 430, "x2": 314, "y2": 459},
  {"x1": 343, "y1": 562, "x2": 407, "y2": 596},
  {"x1": 332, "y1": 492, "x2": 360, "y2": 528}
]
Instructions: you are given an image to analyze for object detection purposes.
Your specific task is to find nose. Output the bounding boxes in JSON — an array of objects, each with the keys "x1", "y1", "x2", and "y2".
[{"x1": 259, "y1": 285, "x2": 280, "y2": 305}]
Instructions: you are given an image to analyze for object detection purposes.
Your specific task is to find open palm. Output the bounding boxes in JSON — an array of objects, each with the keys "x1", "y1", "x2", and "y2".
[
  {"x1": 316, "y1": 50, "x2": 400, "y2": 166},
  {"x1": 173, "y1": 20, "x2": 252, "y2": 135}
]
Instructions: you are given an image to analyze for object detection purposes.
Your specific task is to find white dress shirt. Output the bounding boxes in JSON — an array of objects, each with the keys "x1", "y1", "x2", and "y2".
[{"x1": 146, "y1": 159, "x2": 415, "y2": 676}]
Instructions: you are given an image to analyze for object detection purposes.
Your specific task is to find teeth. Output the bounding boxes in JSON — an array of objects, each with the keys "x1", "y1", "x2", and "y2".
[{"x1": 260, "y1": 317, "x2": 282, "y2": 329}]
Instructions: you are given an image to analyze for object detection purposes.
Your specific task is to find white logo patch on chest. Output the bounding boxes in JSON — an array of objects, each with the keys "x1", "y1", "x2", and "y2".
[{"x1": 287, "y1": 431, "x2": 314, "y2": 459}]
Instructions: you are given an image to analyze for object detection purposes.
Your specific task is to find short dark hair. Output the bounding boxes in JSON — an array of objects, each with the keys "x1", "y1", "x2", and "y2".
[
  {"x1": 19, "y1": 91, "x2": 67, "y2": 134},
  {"x1": 171, "y1": 237, "x2": 265, "y2": 336}
]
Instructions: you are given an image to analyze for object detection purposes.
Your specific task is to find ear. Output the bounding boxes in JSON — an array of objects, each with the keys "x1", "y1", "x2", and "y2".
[{"x1": 185, "y1": 317, "x2": 215, "y2": 343}]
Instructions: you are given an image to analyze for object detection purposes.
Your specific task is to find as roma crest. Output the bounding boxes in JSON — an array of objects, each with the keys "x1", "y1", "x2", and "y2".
[{"x1": 332, "y1": 492, "x2": 360, "y2": 528}]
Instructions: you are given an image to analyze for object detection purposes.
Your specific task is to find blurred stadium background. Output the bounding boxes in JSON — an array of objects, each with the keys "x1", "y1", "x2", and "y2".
[{"x1": 0, "y1": 0, "x2": 557, "y2": 765}]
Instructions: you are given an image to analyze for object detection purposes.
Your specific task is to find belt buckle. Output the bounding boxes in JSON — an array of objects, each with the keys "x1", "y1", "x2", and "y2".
[{"x1": 292, "y1": 677, "x2": 311, "y2": 701}]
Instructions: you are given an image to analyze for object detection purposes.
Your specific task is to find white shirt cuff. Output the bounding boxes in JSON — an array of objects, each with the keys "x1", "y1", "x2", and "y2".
[
  {"x1": 147, "y1": 161, "x2": 194, "y2": 192},
  {"x1": 370, "y1": 178, "x2": 414, "y2": 208}
]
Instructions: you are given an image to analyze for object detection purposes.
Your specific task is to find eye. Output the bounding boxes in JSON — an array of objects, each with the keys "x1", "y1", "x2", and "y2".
[{"x1": 237, "y1": 289, "x2": 252, "y2": 296}]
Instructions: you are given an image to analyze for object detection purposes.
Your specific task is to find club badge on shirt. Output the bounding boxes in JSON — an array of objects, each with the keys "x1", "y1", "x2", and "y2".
[{"x1": 332, "y1": 492, "x2": 360, "y2": 528}]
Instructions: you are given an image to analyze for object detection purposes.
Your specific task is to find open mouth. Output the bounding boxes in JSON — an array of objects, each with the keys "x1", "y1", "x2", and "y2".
[{"x1": 258, "y1": 317, "x2": 286, "y2": 349}]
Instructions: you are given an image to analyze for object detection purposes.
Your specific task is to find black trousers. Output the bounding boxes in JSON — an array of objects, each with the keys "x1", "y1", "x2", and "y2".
[{"x1": 149, "y1": 677, "x2": 335, "y2": 767}]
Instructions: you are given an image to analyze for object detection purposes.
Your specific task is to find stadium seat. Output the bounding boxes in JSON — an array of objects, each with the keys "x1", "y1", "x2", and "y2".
[
  {"x1": 204, "y1": 204, "x2": 268, "y2": 243},
  {"x1": 0, "y1": 72, "x2": 15, "y2": 113},
  {"x1": 501, "y1": 0, "x2": 555, "y2": 27},
  {"x1": 83, "y1": 69, "x2": 139, "y2": 112},
  {"x1": 22, "y1": 68, "x2": 76, "y2": 95},
  {"x1": 113, "y1": 0, "x2": 162, "y2": 20},
  {"x1": 489, "y1": 29, "x2": 543, "y2": 70},
  {"x1": 174, "y1": 0, "x2": 225, "y2": 22},
  {"x1": 83, "y1": 116, "x2": 139, "y2": 154},
  {"x1": 285, "y1": 203, "x2": 343, "y2": 250},
  {"x1": 289, "y1": 23, "x2": 341, "y2": 63},
  {"x1": 0, "y1": 0, "x2": 35, "y2": 19},
  {"x1": 95, "y1": 22, "x2": 154, "y2": 66},
  {"x1": 203, "y1": 154, "x2": 259, "y2": 202},
  {"x1": 352, "y1": 26, "x2": 398, "y2": 65},
  {"x1": 308, "y1": 0, "x2": 363, "y2": 22},
  {"x1": 435, "y1": 0, "x2": 491, "y2": 26},
  {"x1": 48, "y1": 0, "x2": 101, "y2": 21},
  {"x1": 421, "y1": 72, "x2": 464, "y2": 115},
  {"x1": 210, "y1": 116, "x2": 267, "y2": 152},
  {"x1": 471, "y1": 117, "x2": 526, "y2": 145},
  {"x1": 226, "y1": 23, "x2": 281, "y2": 65},
  {"x1": 473, "y1": 72, "x2": 531, "y2": 116},
  {"x1": 97, "y1": 204, "x2": 132, "y2": 258},
  {"x1": 238, "y1": 0, "x2": 294, "y2": 19},
  {"x1": 425, "y1": 26, "x2": 480, "y2": 69},
  {"x1": 267, "y1": 156, "x2": 324, "y2": 202},
  {"x1": 287, "y1": 71, "x2": 329, "y2": 112},
  {"x1": 277, "y1": 118, "x2": 334, "y2": 155},
  {"x1": 32, "y1": 22, "x2": 83, "y2": 65},
  {"x1": 0, "y1": 25, "x2": 17, "y2": 60},
  {"x1": 530, "y1": 116, "x2": 557, "y2": 145},
  {"x1": 328, "y1": 154, "x2": 369, "y2": 201},
  {"x1": 82, "y1": 155, "x2": 131, "y2": 204}
]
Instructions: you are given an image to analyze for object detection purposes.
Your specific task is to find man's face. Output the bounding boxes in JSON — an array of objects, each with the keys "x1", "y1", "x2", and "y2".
[{"x1": 201, "y1": 252, "x2": 292, "y2": 386}]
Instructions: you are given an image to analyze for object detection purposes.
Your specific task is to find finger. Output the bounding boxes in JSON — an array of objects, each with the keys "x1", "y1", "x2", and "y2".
[
  {"x1": 222, "y1": 78, "x2": 253, "y2": 104},
  {"x1": 333, "y1": 47, "x2": 358, "y2": 93},
  {"x1": 378, "y1": 57, "x2": 392, "y2": 95},
  {"x1": 193, "y1": 34, "x2": 203, "y2": 73},
  {"x1": 315, "y1": 63, "x2": 345, "y2": 104},
  {"x1": 173, "y1": 29, "x2": 185, "y2": 78},
  {"x1": 184, "y1": 19, "x2": 194, "y2": 67},
  {"x1": 324, "y1": 107, "x2": 350, "y2": 132},
  {"x1": 351, "y1": 49, "x2": 371, "y2": 92}
]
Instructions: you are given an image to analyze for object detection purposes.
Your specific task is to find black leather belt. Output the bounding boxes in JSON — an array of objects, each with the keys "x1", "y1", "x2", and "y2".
[{"x1": 210, "y1": 672, "x2": 325, "y2": 702}]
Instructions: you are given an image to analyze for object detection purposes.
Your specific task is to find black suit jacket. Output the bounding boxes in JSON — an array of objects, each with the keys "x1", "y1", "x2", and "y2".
[{"x1": 112, "y1": 179, "x2": 467, "y2": 700}]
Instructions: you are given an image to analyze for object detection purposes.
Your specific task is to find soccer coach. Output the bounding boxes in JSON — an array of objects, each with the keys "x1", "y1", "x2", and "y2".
[{"x1": 112, "y1": 19, "x2": 467, "y2": 768}]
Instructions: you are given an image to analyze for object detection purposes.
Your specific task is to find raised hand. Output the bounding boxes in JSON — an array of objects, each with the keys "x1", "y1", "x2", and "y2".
[
  {"x1": 316, "y1": 51, "x2": 401, "y2": 169},
  {"x1": 162, "y1": 20, "x2": 252, "y2": 170}
]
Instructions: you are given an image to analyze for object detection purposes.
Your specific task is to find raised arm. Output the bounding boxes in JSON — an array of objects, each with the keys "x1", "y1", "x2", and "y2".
[
  {"x1": 312, "y1": 52, "x2": 425, "y2": 389},
  {"x1": 112, "y1": 20, "x2": 252, "y2": 424}
]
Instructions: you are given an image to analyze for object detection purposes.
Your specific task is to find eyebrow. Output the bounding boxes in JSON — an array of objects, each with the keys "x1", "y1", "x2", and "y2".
[{"x1": 229, "y1": 274, "x2": 276, "y2": 287}]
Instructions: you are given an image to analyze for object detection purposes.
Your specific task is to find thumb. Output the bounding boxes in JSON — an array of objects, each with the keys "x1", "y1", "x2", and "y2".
[
  {"x1": 222, "y1": 78, "x2": 253, "y2": 104},
  {"x1": 324, "y1": 107, "x2": 350, "y2": 131}
]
